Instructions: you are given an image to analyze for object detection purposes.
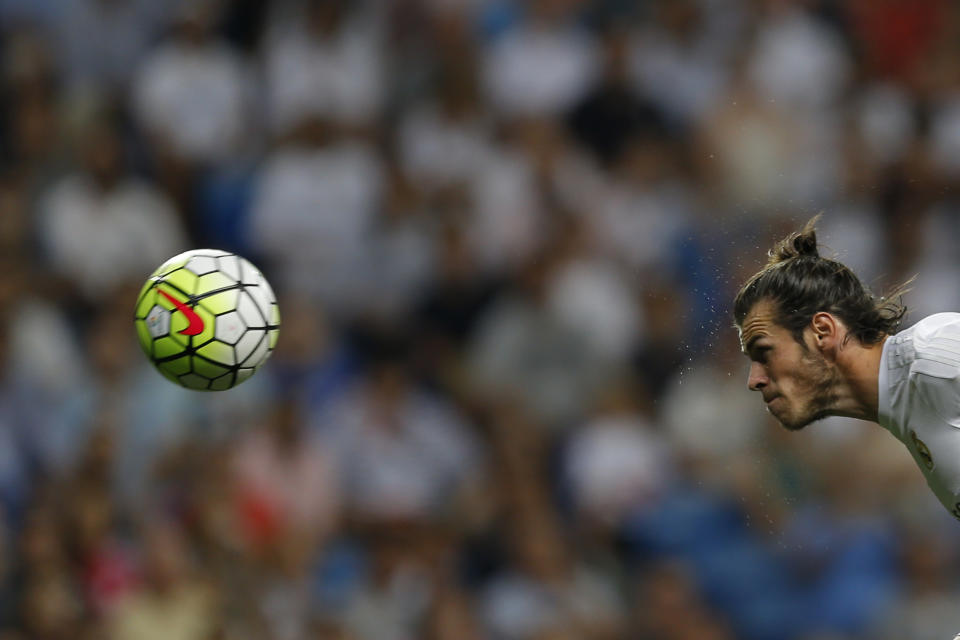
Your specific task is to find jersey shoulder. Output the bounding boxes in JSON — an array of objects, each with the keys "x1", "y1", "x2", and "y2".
[
  {"x1": 911, "y1": 312, "x2": 960, "y2": 338},
  {"x1": 902, "y1": 314, "x2": 960, "y2": 425},
  {"x1": 909, "y1": 312, "x2": 960, "y2": 376}
]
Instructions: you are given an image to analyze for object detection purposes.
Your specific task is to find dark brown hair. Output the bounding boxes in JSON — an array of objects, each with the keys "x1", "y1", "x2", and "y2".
[{"x1": 733, "y1": 216, "x2": 908, "y2": 345}]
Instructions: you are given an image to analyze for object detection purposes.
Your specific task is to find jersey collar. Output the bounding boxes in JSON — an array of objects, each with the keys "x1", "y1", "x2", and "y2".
[{"x1": 876, "y1": 335, "x2": 893, "y2": 430}]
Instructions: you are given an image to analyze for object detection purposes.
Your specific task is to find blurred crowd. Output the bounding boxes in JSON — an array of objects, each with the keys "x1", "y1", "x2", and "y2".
[{"x1": 3, "y1": 0, "x2": 960, "y2": 639}]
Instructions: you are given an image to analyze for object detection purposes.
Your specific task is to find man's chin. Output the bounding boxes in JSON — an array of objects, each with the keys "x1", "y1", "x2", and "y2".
[
  {"x1": 777, "y1": 417, "x2": 810, "y2": 432},
  {"x1": 773, "y1": 408, "x2": 826, "y2": 432},
  {"x1": 768, "y1": 404, "x2": 811, "y2": 431}
]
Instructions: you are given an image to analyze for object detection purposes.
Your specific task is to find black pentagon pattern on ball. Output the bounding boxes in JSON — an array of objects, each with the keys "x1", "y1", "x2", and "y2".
[
  {"x1": 137, "y1": 251, "x2": 280, "y2": 391},
  {"x1": 190, "y1": 291, "x2": 269, "y2": 390}
]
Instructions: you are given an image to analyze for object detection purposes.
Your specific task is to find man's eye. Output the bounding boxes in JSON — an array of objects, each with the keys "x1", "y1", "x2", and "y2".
[{"x1": 754, "y1": 347, "x2": 770, "y2": 363}]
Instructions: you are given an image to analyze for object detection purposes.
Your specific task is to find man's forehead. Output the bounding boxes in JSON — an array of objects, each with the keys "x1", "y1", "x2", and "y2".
[{"x1": 738, "y1": 302, "x2": 776, "y2": 348}]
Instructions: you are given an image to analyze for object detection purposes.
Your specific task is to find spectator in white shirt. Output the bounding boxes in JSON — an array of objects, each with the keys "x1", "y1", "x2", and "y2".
[
  {"x1": 246, "y1": 119, "x2": 384, "y2": 316},
  {"x1": 316, "y1": 350, "x2": 484, "y2": 525},
  {"x1": 397, "y1": 22, "x2": 491, "y2": 198},
  {"x1": 39, "y1": 117, "x2": 188, "y2": 304},
  {"x1": 564, "y1": 378, "x2": 672, "y2": 530},
  {"x1": 482, "y1": 0, "x2": 600, "y2": 118},
  {"x1": 132, "y1": 0, "x2": 253, "y2": 165},
  {"x1": 262, "y1": 0, "x2": 384, "y2": 137}
]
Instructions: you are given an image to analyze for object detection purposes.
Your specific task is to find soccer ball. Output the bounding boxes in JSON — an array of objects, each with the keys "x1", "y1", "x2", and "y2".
[{"x1": 134, "y1": 249, "x2": 280, "y2": 390}]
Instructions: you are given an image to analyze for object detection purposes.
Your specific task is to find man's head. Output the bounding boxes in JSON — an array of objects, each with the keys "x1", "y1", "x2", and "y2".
[{"x1": 733, "y1": 216, "x2": 907, "y2": 429}]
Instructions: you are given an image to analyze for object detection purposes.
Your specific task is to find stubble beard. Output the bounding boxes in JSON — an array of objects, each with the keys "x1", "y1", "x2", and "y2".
[{"x1": 776, "y1": 349, "x2": 841, "y2": 432}]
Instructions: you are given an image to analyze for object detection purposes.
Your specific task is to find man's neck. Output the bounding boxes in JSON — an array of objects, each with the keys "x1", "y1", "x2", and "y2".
[{"x1": 832, "y1": 335, "x2": 888, "y2": 423}]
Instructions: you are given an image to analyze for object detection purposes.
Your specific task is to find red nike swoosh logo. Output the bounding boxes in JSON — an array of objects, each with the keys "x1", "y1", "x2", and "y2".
[{"x1": 158, "y1": 289, "x2": 205, "y2": 336}]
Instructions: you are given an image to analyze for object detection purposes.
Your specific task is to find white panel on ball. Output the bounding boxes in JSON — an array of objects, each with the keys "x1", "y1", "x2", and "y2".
[
  {"x1": 257, "y1": 272, "x2": 277, "y2": 304},
  {"x1": 215, "y1": 311, "x2": 245, "y2": 345},
  {"x1": 243, "y1": 332, "x2": 269, "y2": 367},
  {"x1": 237, "y1": 292, "x2": 264, "y2": 327},
  {"x1": 217, "y1": 255, "x2": 241, "y2": 281},
  {"x1": 186, "y1": 255, "x2": 218, "y2": 275},
  {"x1": 246, "y1": 284, "x2": 272, "y2": 320},
  {"x1": 235, "y1": 330, "x2": 262, "y2": 363},
  {"x1": 240, "y1": 258, "x2": 260, "y2": 285}
]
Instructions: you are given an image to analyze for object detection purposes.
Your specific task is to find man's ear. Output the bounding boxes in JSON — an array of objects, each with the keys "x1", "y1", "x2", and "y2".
[{"x1": 810, "y1": 311, "x2": 842, "y2": 354}]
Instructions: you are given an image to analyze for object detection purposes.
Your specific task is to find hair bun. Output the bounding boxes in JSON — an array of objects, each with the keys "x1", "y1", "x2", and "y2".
[{"x1": 768, "y1": 215, "x2": 821, "y2": 264}]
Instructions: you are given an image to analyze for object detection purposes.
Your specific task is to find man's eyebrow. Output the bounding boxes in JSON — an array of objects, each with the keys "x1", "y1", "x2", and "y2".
[{"x1": 743, "y1": 335, "x2": 765, "y2": 354}]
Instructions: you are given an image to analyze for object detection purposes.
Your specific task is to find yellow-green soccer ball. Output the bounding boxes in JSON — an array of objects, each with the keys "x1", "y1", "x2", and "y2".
[{"x1": 133, "y1": 249, "x2": 280, "y2": 390}]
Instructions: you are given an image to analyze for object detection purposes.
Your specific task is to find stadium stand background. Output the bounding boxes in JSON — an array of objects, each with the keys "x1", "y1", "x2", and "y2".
[{"x1": 2, "y1": 0, "x2": 960, "y2": 639}]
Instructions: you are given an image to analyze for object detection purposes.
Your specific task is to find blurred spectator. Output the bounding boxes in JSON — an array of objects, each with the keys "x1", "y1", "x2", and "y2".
[
  {"x1": 15, "y1": 571, "x2": 85, "y2": 640},
  {"x1": 38, "y1": 116, "x2": 188, "y2": 305},
  {"x1": 569, "y1": 24, "x2": 668, "y2": 167},
  {"x1": 0, "y1": 313, "x2": 37, "y2": 523},
  {"x1": 696, "y1": 62, "x2": 805, "y2": 215},
  {"x1": 2, "y1": 1, "x2": 960, "y2": 638},
  {"x1": 360, "y1": 168, "x2": 437, "y2": 321},
  {"x1": 262, "y1": 0, "x2": 384, "y2": 136},
  {"x1": 423, "y1": 580, "x2": 487, "y2": 640},
  {"x1": 52, "y1": 303, "x2": 203, "y2": 508},
  {"x1": 0, "y1": 0, "x2": 59, "y2": 30},
  {"x1": 317, "y1": 352, "x2": 484, "y2": 525},
  {"x1": 413, "y1": 223, "x2": 502, "y2": 388},
  {"x1": 246, "y1": 117, "x2": 384, "y2": 314},
  {"x1": 872, "y1": 528, "x2": 960, "y2": 640},
  {"x1": 480, "y1": 503, "x2": 624, "y2": 640},
  {"x1": 132, "y1": 0, "x2": 253, "y2": 166},
  {"x1": 587, "y1": 131, "x2": 695, "y2": 275},
  {"x1": 544, "y1": 214, "x2": 641, "y2": 366},
  {"x1": 885, "y1": 203, "x2": 960, "y2": 319},
  {"x1": 397, "y1": 31, "x2": 491, "y2": 197},
  {"x1": 778, "y1": 499, "x2": 899, "y2": 637},
  {"x1": 629, "y1": 0, "x2": 736, "y2": 128},
  {"x1": 747, "y1": 1, "x2": 851, "y2": 114},
  {"x1": 463, "y1": 118, "x2": 551, "y2": 271},
  {"x1": 341, "y1": 525, "x2": 434, "y2": 640},
  {"x1": 55, "y1": 0, "x2": 169, "y2": 101},
  {"x1": 1, "y1": 29, "x2": 65, "y2": 181},
  {"x1": 630, "y1": 282, "x2": 688, "y2": 402},
  {"x1": 231, "y1": 398, "x2": 341, "y2": 551},
  {"x1": 107, "y1": 518, "x2": 218, "y2": 640},
  {"x1": 924, "y1": 30, "x2": 960, "y2": 182},
  {"x1": 661, "y1": 336, "x2": 763, "y2": 466},
  {"x1": 846, "y1": 0, "x2": 950, "y2": 85},
  {"x1": 253, "y1": 529, "x2": 325, "y2": 640},
  {"x1": 563, "y1": 377, "x2": 672, "y2": 531},
  {"x1": 264, "y1": 295, "x2": 359, "y2": 420},
  {"x1": 482, "y1": 0, "x2": 599, "y2": 117},
  {"x1": 853, "y1": 82, "x2": 916, "y2": 170},
  {"x1": 468, "y1": 248, "x2": 604, "y2": 431},
  {"x1": 61, "y1": 427, "x2": 137, "y2": 618},
  {"x1": 0, "y1": 513, "x2": 9, "y2": 626},
  {"x1": 5, "y1": 503, "x2": 85, "y2": 640},
  {"x1": 814, "y1": 134, "x2": 886, "y2": 281},
  {"x1": 0, "y1": 173, "x2": 31, "y2": 260},
  {"x1": 629, "y1": 560, "x2": 735, "y2": 640},
  {"x1": 0, "y1": 173, "x2": 84, "y2": 395}
]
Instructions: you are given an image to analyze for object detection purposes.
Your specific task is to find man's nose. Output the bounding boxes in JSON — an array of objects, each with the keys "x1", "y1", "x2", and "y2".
[{"x1": 747, "y1": 362, "x2": 768, "y2": 392}]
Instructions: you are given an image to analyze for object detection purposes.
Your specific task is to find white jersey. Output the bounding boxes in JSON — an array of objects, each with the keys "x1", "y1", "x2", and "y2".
[{"x1": 878, "y1": 312, "x2": 960, "y2": 519}]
